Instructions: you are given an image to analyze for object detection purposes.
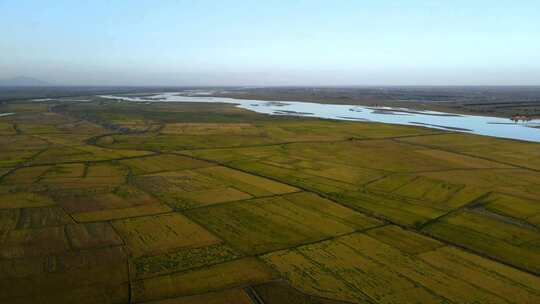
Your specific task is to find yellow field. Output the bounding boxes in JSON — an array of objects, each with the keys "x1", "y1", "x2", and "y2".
[
  {"x1": 112, "y1": 213, "x2": 221, "y2": 257},
  {"x1": 263, "y1": 231, "x2": 540, "y2": 303},
  {"x1": 135, "y1": 165, "x2": 298, "y2": 210},
  {"x1": 196, "y1": 166, "x2": 298, "y2": 196},
  {"x1": 187, "y1": 192, "x2": 382, "y2": 255},
  {"x1": 423, "y1": 210, "x2": 540, "y2": 274},
  {"x1": 132, "y1": 258, "x2": 277, "y2": 303},
  {"x1": 72, "y1": 203, "x2": 172, "y2": 222},
  {"x1": 481, "y1": 192, "x2": 540, "y2": 224}
]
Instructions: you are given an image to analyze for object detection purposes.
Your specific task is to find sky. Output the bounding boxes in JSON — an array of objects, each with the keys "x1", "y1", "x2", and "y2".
[{"x1": 0, "y1": 0, "x2": 539, "y2": 86}]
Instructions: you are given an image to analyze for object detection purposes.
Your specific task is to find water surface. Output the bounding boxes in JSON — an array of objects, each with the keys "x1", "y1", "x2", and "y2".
[{"x1": 100, "y1": 92, "x2": 540, "y2": 143}]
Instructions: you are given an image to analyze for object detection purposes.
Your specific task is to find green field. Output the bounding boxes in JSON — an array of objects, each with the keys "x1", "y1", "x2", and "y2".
[{"x1": 1, "y1": 99, "x2": 539, "y2": 303}]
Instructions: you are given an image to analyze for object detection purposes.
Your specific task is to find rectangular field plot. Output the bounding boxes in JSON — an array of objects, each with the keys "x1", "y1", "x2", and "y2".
[
  {"x1": 135, "y1": 165, "x2": 298, "y2": 210},
  {"x1": 398, "y1": 133, "x2": 540, "y2": 170},
  {"x1": 331, "y1": 190, "x2": 447, "y2": 227},
  {"x1": 132, "y1": 258, "x2": 277, "y2": 303},
  {"x1": 196, "y1": 166, "x2": 298, "y2": 196},
  {"x1": 134, "y1": 170, "x2": 248, "y2": 209},
  {"x1": 262, "y1": 231, "x2": 540, "y2": 304},
  {"x1": 143, "y1": 288, "x2": 254, "y2": 304},
  {"x1": 73, "y1": 203, "x2": 172, "y2": 222},
  {"x1": 423, "y1": 210, "x2": 540, "y2": 274},
  {"x1": 366, "y1": 175, "x2": 474, "y2": 208},
  {"x1": 0, "y1": 122, "x2": 16, "y2": 135},
  {"x1": 112, "y1": 213, "x2": 221, "y2": 257},
  {"x1": 161, "y1": 122, "x2": 256, "y2": 135},
  {"x1": 0, "y1": 222, "x2": 123, "y2": 259},
  {"x1": 232, "y1": 161, "x2": 360, "y2": 194},
  {"x1": 365, "y1": 225, "x2": 444, "y2": 255},
  {"x1": 0, "y1": 246, "x2": 129, "y2": 304},
  {"x1": 262, "y1": 237, "x2": 443, "y2": 303},
  {"x1": 41, "y1": 163, "x2": 86, "y2": 179},
  {"x1": 3, "y1": 166, "x2": 52, "y2": 184},
  {"x1": 121, "y1": 154, "x2": 213, "y2": 175},
  {"x1": 253, "y1": 281, "x2": 354, "y2": 304},
  {"x1": 31, "y1": 143, "x2": 150, "y2": 164},
  {"x1": 5, "y1": 206, "x2": 73, "y2": 230},
  {"x1": 85, "y1": 162, "x2": 128, "y2": 179},
  {"x1": 419, "y1": 246, "x2": 540, "y2": 303},
  {"x1": 418, "y1": 168, "x2": 540, "y2": 202},
  {"x1": 0, "y1": 192, "x2": 56, "y2": 209},
  {"x1": 176, "y1": 187, "x2": 252, "y2": 208},
  {"x1": 132, "y1": 243, "x2": 239, "y2": 280},
  {"x1": 480, "y1": 192, "x2": 540, "y2": 225},
  {"x1": 37, "y1": 162, "x2": 129, "y2": 193},
  {"x1": 57, "y1": 185, "x2": 157, "y2": 212},
  {"x1": 186, "y1": 192, "x2": 382, "y2": 255}
]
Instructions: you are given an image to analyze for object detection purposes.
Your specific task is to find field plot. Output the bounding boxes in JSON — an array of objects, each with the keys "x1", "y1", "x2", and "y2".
[
  {"x1": 398, "y1": 133, "x2": 540, "y2": 170},
  {"x1": 73, "y1": 203, "x2": 172, "y2": 222},
  {"x1": 38, "y1": 163, "x2": 167, "y2": 221},
  {"x1": 330, "y1": 190, "x2": 448, "y2": 227},
  {"x1": 185, "y1": 139, "x2": 509, "y2": 203},
  {"x1": 121, "y1": 154, "x2": 213, "y2": 175},
  {"x1": 190, "y1": 139, "x2": 508, "y2": 173},
  {"x1": 59, "y1": 186, "x2": 149, "y2": 213},
  {"x1": 195, "y1": 166, "x2": 297, "y2": 196},
  {"x1": 365, "y1": 225, "x2": 444, "y2": 255},
  {"x1": 423, "y1": 210, "x2": 540, "y2": 274},
  {"x1": 97, "y1": 117, "x2": 440, "y2": 151},
  {"x1": 329, "y1": 174, "x2": 487, "y2": 227},
  {"x1": 132, "y1": 242, "x2": 239, "y2": 280},
  {"x1": 0, "y1": 246, "x2": 129, "y2": 304},
  {"x1": 0, "y1": 222, "x2": 123, "y2": 258},
  {"x1": 419, "y1": 246, "x2": 540, "y2": 303},
  {"x1": 253, "y1": 281, "x2": 352, "y2": 304},
  {"x1": 142, "y1": 288, "x2": 254, "y2": 304},
  {"x1": 112, "y1": 213, "x2": 221, "y2": 257},
  {"x1": 417, "y1": 168, "x2": 540, "y2": 201},
  {"x1": 479, "y1": 192, "x2": 540, "y2": 226},
  {"x1": 161, "y1": 122, "x2": 257, "y2": 135},
  {"x1": 0, "y1": 135, "x2": 49, "y2": 168},
  {"x1": 187, "y1": 192, "x2": 382, "y2": 255},
  {"x1": 1, "y1": 206, "x2": 74, "y2": 230},
  {"x1": 135, "y1": 164, "x2": 297, "y2": 210},
  {"x1": 0, "y1": 191, "x2": 56, "y2": 209},
  {"x1": 132, "y1": 258, "x2": 277, "y2": 303},
  {"x1": 94, "y1": 113, "x2": 440, "y2": 151},
  {"x1": 30, "y1": 141, "x2": 150, "y2": 164},
  {"x1": 0, "y1": 122, "x2": 16, "y2": 135},
  {"x1": 262, "y1": 230, "x2": 540, "y2": 304},
  {"x1": 3, "y1": 166, "x2": 52, "y2": 184}
]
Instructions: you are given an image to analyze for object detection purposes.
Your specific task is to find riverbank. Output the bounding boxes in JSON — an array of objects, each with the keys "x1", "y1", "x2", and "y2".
[{"x1": 213, "y1": 86, "x2": 540, "y2": 119}]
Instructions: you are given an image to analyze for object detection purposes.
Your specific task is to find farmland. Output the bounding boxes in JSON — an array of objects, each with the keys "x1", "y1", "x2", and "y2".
[{"x1": 1, "y1": 98, "x2": 539, "y2": 303}]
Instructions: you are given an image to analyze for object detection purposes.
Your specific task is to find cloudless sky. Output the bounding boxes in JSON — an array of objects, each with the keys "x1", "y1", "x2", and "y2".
[{"x1": 1, "y1": 0, "x2": 539, "y2": 86}]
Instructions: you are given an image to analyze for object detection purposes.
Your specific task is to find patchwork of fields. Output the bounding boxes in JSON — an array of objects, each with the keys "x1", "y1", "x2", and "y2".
[{"x1": 1, "y1": 99, "x2": 539, "y2": 303}]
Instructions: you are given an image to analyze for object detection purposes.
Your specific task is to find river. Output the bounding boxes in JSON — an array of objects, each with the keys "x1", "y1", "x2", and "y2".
[{"x1": 99, "y1": 92, "x2": 540, "y2": 143}]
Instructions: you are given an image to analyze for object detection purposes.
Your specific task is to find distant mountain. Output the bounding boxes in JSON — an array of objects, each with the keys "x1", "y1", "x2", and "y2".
[{"x1": 0, "y1": 76, "x2": 51, "y2": 87}]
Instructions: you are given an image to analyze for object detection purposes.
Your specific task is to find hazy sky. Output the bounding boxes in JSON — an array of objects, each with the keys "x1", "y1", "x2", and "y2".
[{"x1": 1, "y1": 0, "x2": 539, "y2": 86}]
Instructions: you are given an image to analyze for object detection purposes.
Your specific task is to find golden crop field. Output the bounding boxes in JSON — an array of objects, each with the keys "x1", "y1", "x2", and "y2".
[{"x1": 0, "y1": 100, "x2": 539, "y2": 303}]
